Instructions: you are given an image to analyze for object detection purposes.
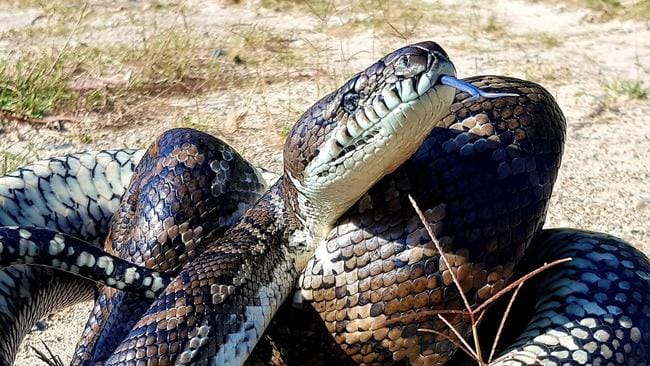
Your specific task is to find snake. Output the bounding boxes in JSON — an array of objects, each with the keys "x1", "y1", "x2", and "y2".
[{"x1": 0, "y1": 41, "x2": 648, "y2": 365}]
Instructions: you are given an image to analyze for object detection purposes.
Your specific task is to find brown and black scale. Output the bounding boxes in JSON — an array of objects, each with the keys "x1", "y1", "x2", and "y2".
[
  {"x1": 83, "y1": 43, "x2": 455, "y2": 365},
  {"x1": 73, "y1": 129, "x2": 266, "y2": 365},
  {"x1": 255, "y1": 75, "x2": 566, "y2": 366}
]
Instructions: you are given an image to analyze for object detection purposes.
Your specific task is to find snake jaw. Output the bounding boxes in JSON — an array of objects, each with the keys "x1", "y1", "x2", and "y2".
[{"x1": 283, "y1": 42, "x2": 458, "y2": 237}]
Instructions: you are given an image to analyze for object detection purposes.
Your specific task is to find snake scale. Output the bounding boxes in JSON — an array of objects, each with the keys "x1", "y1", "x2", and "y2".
[{"x1": 0, "y1": 41, "x2": 648, "y2": 365}]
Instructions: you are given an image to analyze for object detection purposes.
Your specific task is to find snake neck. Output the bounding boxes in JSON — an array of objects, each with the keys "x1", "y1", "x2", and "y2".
[
  {"x1": 253, "y1": 177, "x2": 326, "y2": 271},
  {"x1": 226, "y1": 177, "x2": 316, "y2": 272}
]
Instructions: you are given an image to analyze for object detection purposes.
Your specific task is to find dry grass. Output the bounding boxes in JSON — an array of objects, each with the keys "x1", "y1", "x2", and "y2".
[
  {"x1": 537, "y1": 0, "x2": 650, "y2": 20},
  {"x1": 0, "y1": 0, "x2": 644, "y2": 122},
  {"x1": 0, "y1": 0, "x2": 310, "y2": 175},
  {"x1": 262, "y1": 0, "x2": 459, "y2": 40},
  {"x1": 0, "y1": 148, "x2": 36, "y2": 176},
  {"x1": 522, "y1": 63, "x2": 572, "y2": 84},
  {"x1": 0, "y1": 1, "x2": 310, "y2": 121},
  {"x1": 602, "y1": 78, "x2": 649, "y2": 99},
  {"x1": 1, "y1": 29, "x2": 239, "y2": 118}
]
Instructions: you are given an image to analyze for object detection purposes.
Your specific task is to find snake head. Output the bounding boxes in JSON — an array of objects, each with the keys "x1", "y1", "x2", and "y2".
[{"x1": 283, "y1": 41, "x2": 457, "y2": 237}]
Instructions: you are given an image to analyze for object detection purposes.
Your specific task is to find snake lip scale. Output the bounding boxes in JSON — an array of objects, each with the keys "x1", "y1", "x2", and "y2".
[{"x1": 0, "y1": 41, "x2": 648, "y2": 366}]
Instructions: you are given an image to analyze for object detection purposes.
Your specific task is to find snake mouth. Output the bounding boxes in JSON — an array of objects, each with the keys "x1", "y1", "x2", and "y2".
[
  {"x1": 317, "y1": 69, "x2": 456, "y2": 178},
  {"x1": 307, "y1": 64, "x2": 457, "y2": 178},
  {"x1": 330, "y1": 83, "x2": 447, "y2": 164},
  {"x1": 284, "y1": 42, "x2": 461, "y2": 235},
  {"x1": 328, "y1": 74, "x2": 519, "y2": 168}
]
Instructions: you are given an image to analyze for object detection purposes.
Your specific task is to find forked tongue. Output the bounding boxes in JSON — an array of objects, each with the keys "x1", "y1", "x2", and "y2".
[{"x1": 440, "y1": 75, "x2": 519, "y2": 102}]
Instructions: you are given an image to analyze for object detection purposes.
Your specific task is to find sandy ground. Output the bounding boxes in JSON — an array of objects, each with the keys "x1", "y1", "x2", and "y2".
[{"x1": 0, "y1": 0, "x2": 648, "y2": 364}]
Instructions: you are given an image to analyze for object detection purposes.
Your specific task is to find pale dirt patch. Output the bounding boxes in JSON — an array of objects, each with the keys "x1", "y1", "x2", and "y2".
[{"x1": 1, "y1": 0, "x2": 648, "y2": 364}]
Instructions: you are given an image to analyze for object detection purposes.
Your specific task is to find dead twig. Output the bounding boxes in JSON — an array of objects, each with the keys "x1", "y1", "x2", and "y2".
[
  {"x1": 473, "y1": 257, "x2": 571, "y2": 315},
  {"x1": 0, "y1": 110, "x2": 79, "y2": 127},
  {"x1": 418, "y1": 328, "x2": 478, "y2": 362},
  {"x1": 488, "y1": 282, "x2": 523, "y2": 362},
  {"x1": 407, "y1": 195, "x2": 572, "y2": 364},
  {"x1": 437, "y1": 314, "x2": 479, "y2": 361},
  {"x1": 408, "y1": 194, "x2": 484, "y2": 362},
  {"x1": 46, "y1": 2, "x2": 90, "y2": 76}
]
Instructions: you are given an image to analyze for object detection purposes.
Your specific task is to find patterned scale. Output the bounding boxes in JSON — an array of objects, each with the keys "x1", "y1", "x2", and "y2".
[
  {"x1": 101, "y1": 180, "x2": 300, "y2": 365},
  {"x1": 489, "y1": 229, "x2": 650, "y2": 365},
  {"x1": 73, "y1": 129, "x2": 267, "y2": 364},
  {"x1": 255, "y1": 78, "x2": 649, "y2": 365},
  {"x1": 82, "y1": 41, "x2": 460, "y2": 366},
  {"x1": 0, "y1": 227, "x2": 171, "y2": 298},
  {"x1": 0, "y1": 149, "x2": 142, "y2": 366}
]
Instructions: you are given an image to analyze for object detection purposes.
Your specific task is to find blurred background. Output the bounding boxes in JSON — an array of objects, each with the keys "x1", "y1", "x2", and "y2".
[{"x1": 0, "y1": 0, "x2": 648, "y2": 364}]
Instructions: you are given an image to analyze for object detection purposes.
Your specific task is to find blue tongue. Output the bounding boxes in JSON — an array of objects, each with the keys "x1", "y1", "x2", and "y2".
[{"x1": 440, "y1": 75, "x2": 519, "y2": 102}]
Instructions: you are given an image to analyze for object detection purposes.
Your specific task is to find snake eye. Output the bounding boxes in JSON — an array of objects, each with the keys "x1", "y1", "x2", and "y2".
[
  {"x1": 394, "y1": 54, "x2": 428, "y2": 78},
  {"x1": 342, "y1": 92, "x2": 360, "y2": 114}
]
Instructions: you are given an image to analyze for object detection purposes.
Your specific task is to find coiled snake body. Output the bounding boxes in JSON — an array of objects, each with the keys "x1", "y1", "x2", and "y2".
[{"x1": 0, "y1": 42, "x2": 648, "y2": 365}]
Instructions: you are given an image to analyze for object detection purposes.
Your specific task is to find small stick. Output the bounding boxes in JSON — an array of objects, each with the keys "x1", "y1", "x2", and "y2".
[
  {"x1": 488, "y1": 282, "x2": 524, "y2": 362},
  {"x1": 378, "y1": 257, "x2": 571, "y2": 325},
  {"x1": 31, "y1": 340, "x2": 64, "y2": 366},
  {"x1": 408, "y1": 195, "x2": 475, "y2": 321},
  {"x1": 0, "y1": 110, "x2": 79, "y2": 125},
  {"x1": 473, "y1": 257, "x2": 571, "y2": 315},
  {"x1": 437, "y1": 314, "x2": 479, "y2": 361},
  {"x1": 46, "y1": 2, "x2": 90, "y2": 76},
  {"x1": 409, "y1": 195, "x2": 572, "y2": 365},
  {"x1": 410, "y1": 195, "x2": 486, "y2": 364}
]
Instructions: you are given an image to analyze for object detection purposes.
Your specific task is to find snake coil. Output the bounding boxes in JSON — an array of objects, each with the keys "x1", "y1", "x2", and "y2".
[{"x1": 0, "y1": 42, "x2": 648, "y2": 366}]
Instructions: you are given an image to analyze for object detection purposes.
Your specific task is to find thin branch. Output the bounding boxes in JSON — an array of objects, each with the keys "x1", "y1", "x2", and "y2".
[
  {"x1": 0, "y1": 110, "x2": 79, "y2": 126},
  {"x1": 472, "y1": 321, "x2": 483, "y2": 365},
  {"x1": 410, "y1": 194, "x2": 484, "y2": 363},
  {"x1": 408, "y1": 195, "x2": 475, "y2": 321},
  {"x1": 437, "y1": 314, "x2": 479, "y2": 361},
  {"x1": 489, "y1": 282, "x2": 524, "y2": 362},
  {"x1": 31, "y1": 340, "x2": 64, "y2": 366},
  {"x1": 46, "y1": 2, "x2": 90, "y2": 76},
  {"x1": 474, "y1": 257, "x2": 571, "y2": 315},
  {"x1": 409, "y1": 194, "x2": 572, "y2": 365},
  {"x1": 418, "y1": 328, "x2": 478, "y2": 362},
  {"x1": 476, "y1": 308, "x2": 487, "y2": 324}
]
